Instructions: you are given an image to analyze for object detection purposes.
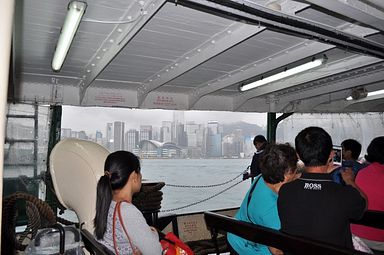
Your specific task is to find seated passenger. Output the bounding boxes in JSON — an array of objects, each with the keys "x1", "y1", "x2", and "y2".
[
  {"x1": 351, "y1": 136, "x2": 384, "y2": 252},
  {"x1": 94, "y1": 151, "x2": 162, "y2": 255},
  {"x1": 227, "y1": 143, "x2": 298, "y2": 255},
  {"x1": 331, "y1": 139, "x2": 365, "y2": 184},
  {"x1": 278, "y1": 127, "x2": 367, "y2": 250}
]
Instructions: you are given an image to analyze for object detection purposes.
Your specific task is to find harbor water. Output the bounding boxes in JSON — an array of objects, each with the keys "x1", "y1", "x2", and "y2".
[
  {"x1": 142, "y1": 158, "x2": 251, "y2": 216},
  {"x1": 63, "y1": 158, "x2": 251, "y2": 221}
]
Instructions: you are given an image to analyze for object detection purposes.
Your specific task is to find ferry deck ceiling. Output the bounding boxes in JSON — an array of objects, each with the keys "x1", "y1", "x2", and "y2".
[{"x1": 11, "y1": 0, "x2": 384, "y2": 113}]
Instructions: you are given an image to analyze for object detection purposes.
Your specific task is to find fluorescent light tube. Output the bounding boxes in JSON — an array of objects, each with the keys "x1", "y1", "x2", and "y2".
[
  {"x1": 239, "y1": 58, "x2": 325, "y2": 92},
  {"x1": 347, "y1": 89, "x2": 384, "y2": 101},
  {"x1": 367, "y1": 89, "x2": 384, "y2": 97},
  {"x1": 52, "y1": 1, "x2": 87, "y2": 71}
]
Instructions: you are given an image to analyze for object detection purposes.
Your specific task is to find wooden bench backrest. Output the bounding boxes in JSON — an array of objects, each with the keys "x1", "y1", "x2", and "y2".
[{"x1": 204, "y1": 211, "x2": 375, "y2": 255}]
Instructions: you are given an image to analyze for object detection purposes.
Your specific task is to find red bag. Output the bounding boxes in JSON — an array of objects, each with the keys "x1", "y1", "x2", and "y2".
[{"x1": 160, "y1": 232, "x2": 194, "y2": 255}]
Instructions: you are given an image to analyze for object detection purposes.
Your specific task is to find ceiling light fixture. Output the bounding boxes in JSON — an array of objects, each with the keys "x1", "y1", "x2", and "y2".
[
  {"x1": 239, "y1": 57, "x2": 326, "y2": 92},
  {"x1": 52, "y1": 1, "x2": 87, "y2": 71},
  {"x1": 346, "y1": 88, "x2": 384, "y2": 101}
]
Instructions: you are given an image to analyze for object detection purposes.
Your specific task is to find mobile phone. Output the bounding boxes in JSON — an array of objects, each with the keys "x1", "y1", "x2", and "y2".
[{"x1": 333, "y1": 145, "x2": 342, "y2": 166}]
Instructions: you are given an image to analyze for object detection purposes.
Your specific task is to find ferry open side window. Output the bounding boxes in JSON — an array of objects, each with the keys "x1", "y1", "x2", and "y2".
[
  {"x1": 3, "y1": 103, "x2": 52, "y2": 225},
  {"x1": 60, "y1": 106, "x2": 267, "y2": 216},
  {"x1": 275, "y1": 112, "x2": 384, "y2": 162}
]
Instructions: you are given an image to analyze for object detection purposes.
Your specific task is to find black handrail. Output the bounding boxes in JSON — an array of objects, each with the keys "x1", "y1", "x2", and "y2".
[
  {"x1": 352, "y1": 210, "x2": 384, "y2": 230},
  {"x1": 204, "y1": 211, "x2": 374, "y2": 255},
  {"x1": 81, "y1": 229, "x2": 113, "y2": 255}
]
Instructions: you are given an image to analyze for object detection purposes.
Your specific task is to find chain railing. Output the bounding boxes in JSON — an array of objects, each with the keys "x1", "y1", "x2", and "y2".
[
  {"x1": 164, "y1": 170, "x2": 247, "y2": 188},
  {"x1": 160, "y1": 179, "x2": 245, "y2": 213},
  {"x1": 160, "y1": 168, "x2": 251, "y2": 213}
]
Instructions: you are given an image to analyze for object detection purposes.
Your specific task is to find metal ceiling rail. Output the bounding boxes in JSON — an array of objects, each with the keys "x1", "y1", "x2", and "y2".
[
  {"x1": 260, "y1": 62, "x2": 384, "y2": 112},
  {"x1": 169, "y1": 0, "x2": 384, "y2": 59},
  {"x1": 304, "y1": 0, "x2": 384, "y2": 33},
  {"x1": 137, "y1": 22, "x2": 266, "y2": 107},
  {"x1": 79, "y1": 0, "x2": 167, "y2": 105},
  {"x1": 188, "y1": 41, "x2": 334, "y2": 109},
  {"x1": 232, "y1": 55, "x2": 381, "y2": 110}
]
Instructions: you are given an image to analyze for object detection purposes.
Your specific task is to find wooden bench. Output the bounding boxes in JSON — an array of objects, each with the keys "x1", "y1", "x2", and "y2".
[
  {"x1": 204, "y1": 210, "x2": 384, "y2": 255},
  {"x1": 81, "y1": 229, "x2": 113, "y2": 255}
]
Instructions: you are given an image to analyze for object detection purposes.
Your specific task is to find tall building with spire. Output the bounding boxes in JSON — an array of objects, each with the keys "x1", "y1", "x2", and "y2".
[
  {"x1": 106, "y1": 122, "x2": 113, "y2": 151},
  {"x1": 173, "y1": 111, "x2": 184, "y2": 144}
]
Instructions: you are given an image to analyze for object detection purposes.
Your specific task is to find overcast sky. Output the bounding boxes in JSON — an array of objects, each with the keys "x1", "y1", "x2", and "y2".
[{"x1": 62, "y1": 106, "x2": 267, "y2": 134}]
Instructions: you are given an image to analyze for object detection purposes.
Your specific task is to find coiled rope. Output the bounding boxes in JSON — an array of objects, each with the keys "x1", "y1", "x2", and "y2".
[
  {"x1": 133, "y1": 182, "x2": 165, "y2": 212},
  {"x1": 2, "y1": 192, "x2": 56, "y2": 253}
]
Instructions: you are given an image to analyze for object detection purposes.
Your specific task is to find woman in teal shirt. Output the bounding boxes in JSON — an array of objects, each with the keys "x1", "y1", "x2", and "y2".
[{"x1": 227, "y1": 143, "x2": 299, "y2": 255}]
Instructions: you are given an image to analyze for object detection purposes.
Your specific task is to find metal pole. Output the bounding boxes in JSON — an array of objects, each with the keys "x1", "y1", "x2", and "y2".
[
  {"x1": 267, "y1": 112, "x2": 277, "y2": 142},
  {"x1": 34, "y1": 104, "x2": 38, "y2": 177},
  {"x1": 45, "y1": 105, "x2": 62, "y2": 215},
  {"x1": 267, "y1": 112, "x2": 294, "y2": 143},
  {"x1": 0, "y1": 0, "x2": 15, "y2": 250}
]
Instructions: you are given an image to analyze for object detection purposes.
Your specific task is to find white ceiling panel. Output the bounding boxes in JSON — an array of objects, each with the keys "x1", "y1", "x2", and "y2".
[{"x1": 11, "y1": 0, "x2": 384, "y2": 112}]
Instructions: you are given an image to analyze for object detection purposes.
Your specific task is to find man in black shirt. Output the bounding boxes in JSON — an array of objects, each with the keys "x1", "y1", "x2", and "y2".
[
  {"x1": 250, "y1": 135, "x2": 267, "y2": 177},
  {"x1": 277, "y1": 127, "x2": 366, "y2": 249}
]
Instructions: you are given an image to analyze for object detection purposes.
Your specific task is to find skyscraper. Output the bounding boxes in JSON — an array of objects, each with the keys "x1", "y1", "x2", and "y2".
[
  {"x1": 206, "y1": 121, "x2": 222, "y2": 158},
  {"x1": 161, "y1": 121, "x2": 172, "y2": 142},
  {"x1": 106, "y1": 123, "x2": 113, "y2": 151},
  {"x1": 114, "y1": 121, "x2": 125, "y2": 151},
  {"x1": 125, "y1": 129, "x2": 139, "y2": 151},
  {"x1": 185, "y1": 121, "x2": 199, "y2": 147},
  {"x1": 139, "y1": 125, "x2": 152, "y2": 141},
  {"x1": 173, "y1": 111, "x2": 184, "y2": 143},
  {"x1": 95, "y1": 130, "x2": 103, "y2": 145},
  {"x1": 176, "y1": 123, "x2": 187, "y2": 147}
]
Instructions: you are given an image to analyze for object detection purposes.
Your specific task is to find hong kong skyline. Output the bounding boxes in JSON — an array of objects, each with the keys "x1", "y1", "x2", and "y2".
[{"x1": 61, "y1": 106, "x2": 267, "y2": 134}]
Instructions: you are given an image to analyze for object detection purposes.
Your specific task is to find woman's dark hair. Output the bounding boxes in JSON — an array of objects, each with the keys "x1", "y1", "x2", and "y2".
[
  {"x1": 260, "y1": 143, "x2": 298, "y2": 184},
  {"x1": 365, "y1": 136, "x2": 384, "y2": 164},
  {"x1": 94, "y1": 151, "x2": 141, "y2": 240}
]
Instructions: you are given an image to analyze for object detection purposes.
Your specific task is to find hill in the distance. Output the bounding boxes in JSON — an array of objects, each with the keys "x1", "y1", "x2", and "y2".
[{"x1": 222, "y1": 121, "x2": 266, "y2": 137}]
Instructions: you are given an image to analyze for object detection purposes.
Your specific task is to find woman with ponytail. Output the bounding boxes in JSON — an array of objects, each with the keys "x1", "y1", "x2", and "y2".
[{"x1": 94, "y1": 151, "x2": 162, "y2": 254}]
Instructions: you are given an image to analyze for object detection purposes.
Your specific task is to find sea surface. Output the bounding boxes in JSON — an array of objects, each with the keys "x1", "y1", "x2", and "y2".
[
  {"x1": 62, "y1": 158, "x2": 251, "y2": 221},
  {"x1": 141, "y1": 158, "x2": 251, "y2": 216}
]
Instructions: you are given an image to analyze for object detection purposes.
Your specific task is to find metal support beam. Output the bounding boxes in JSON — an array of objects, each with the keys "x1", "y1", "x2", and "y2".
[
  {"x1": 305, "y1": 0, "x2": 384, "y2": 32},
  {"x1": 189, "y1": 41, "x2": 334, "y2": 109},
  {"x1": 79, "y1": 0, "x2": 167, "y2": 104},
  {"x1": 267, "y1": 112, "x2": 276, "y2": 143},
  {"x1": 45, "y1": 105, "x2": 62, "y2": 216},
  {"x1": 344, "y1": 93, "x2": 384, "y2": 112},
  {"x1": 267, "y1": 112, "x2": 293, "y2": 142},
  {"x1": 0, "y1": 0, "x2": 15, "y2": 248},
  {"x1": 233, "y1": 55, "x2": 381, "y2": 111},
  {"x1": 292, "y1": 82, "x2": 384, "y2": 112},
  {"x1": 276, "y1": 62, "x2": 384, "y2": 112},
  {"x1": 173, "y1": 0, "x2": 384, "y2": 59},
  {"x1": 137, "y1": 22, "x2": 265, "y2": 106},
  {"x1": 33, "y1": 104, "x2": 38, "y2": 177}
]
